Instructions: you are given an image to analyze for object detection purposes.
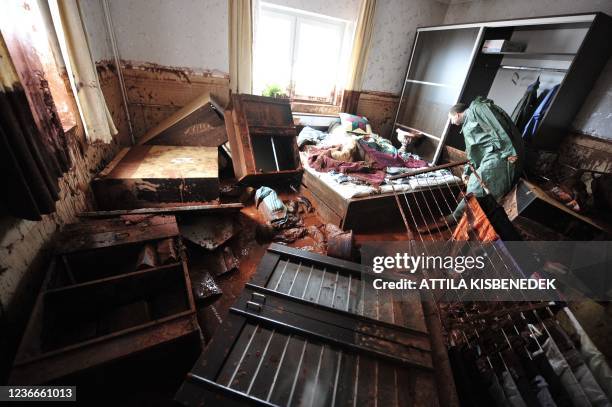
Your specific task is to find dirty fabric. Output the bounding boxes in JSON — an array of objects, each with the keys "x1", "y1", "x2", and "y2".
[
  {"x1": 255, "y1": 186, "x2": 288, "y2": 225},
  {"x1": 307, "y1": 147, "x2": 386, "y2": 187},
  {"x1": 297, "y1": 126, "x2": 328, "y2": 147},
  {"x1": 489, "y1": 373, "x2": 512, "y2": 407},
  {"x1": 0, "y1": 33, "x2": 69, "y2": 220},
  {"x1": 541, "y1": 337, "x2": 592, "y2": 407},
  {"x1": 358, "y1": 139, "x2": 427, "y2": 169},
  {"x1": 502, "y1": 370, "x2": 528, "y2": 407},
  {"x1": 564, "y1": 308, "x2": 612, "y2": 400}
]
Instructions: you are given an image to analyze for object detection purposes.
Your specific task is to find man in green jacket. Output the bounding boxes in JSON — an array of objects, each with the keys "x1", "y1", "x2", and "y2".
[{"x1": 421, "y1": 96, "x2": 524, "y2": 232}]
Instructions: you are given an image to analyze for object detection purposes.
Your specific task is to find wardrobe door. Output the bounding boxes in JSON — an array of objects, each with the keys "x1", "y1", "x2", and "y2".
[{"x1": 394, "y1": 27, "x2": 481, "y2": 162}]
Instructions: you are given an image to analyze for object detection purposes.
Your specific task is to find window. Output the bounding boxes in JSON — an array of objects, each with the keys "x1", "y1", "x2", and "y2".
[{"x1": 253, "y1": 3, "x2": 354, "y2": 106}]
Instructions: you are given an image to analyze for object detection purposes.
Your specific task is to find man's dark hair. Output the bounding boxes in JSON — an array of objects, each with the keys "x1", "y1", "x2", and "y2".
[{"x1": 449, "y1": 103, "x2": 468, "y2": 114}]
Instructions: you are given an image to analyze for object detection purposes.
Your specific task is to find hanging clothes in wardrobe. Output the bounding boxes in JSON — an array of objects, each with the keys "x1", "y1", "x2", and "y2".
[
  {"x1": 522, "y1": 84, "x2": 560, "y2": 140},
  {"x1": 512, "y1": 77, "x2": 540, "y2": 133}
]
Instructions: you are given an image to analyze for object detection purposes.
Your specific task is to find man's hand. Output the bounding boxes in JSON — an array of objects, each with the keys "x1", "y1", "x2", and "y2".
[
  {"x1": 507, "y1": 155, "x2": 518, "y2": 163},
  {"x1": 462, "y1": 173, "x2": 470, "y2": 184}
]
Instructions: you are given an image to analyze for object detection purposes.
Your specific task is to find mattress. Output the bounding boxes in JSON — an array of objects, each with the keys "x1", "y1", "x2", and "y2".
[{"x1": 300, "y1": 152, "x2": 461, "y2": 200}]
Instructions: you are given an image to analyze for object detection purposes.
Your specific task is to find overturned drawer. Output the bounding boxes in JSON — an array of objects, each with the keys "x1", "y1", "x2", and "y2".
[
  {"x1": 9, "y1": 215, "x2": 200, "y2": 385},
  {"x1": 92, "y1": 146, "x2": 219, "y2": 210}
]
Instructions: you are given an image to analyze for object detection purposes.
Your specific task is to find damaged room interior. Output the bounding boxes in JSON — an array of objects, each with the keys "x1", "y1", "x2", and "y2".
[{"x1": 1, "y1": 0, "x2": 612, "y2": 405}]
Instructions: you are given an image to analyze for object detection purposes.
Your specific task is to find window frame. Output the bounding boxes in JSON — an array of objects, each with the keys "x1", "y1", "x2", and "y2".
[{"x1": 255, "y1": 3, "x2": 353, "y2": 107}]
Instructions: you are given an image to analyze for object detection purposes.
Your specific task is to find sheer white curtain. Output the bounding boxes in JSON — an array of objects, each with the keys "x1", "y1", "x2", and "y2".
[
  {"x1": 229, "y1": 0, "x2": 254, "y2": 94},
  {"x1": 49, "y1": 0, "x2": 117, "y2": 143}
]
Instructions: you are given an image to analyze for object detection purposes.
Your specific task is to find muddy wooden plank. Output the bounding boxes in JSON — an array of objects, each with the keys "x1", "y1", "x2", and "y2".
[
  {"x1": 265, "y1": 259, "x2": 291, "y2": 292},
  {"x1": 300, "y1": 266, "x2": 326, "y2": 303},
  {"x1": 274, "y1": 260, "x2": 302, "y2": 295},
  {"x1": 93, "y1": 146, "x2": 219, "y2": 210},
  {"x1": 287, "y1": 340, "x2": 323, "y2": 405},
  {"x1": 397, "y1": 366, "x2": 416, "y2": 406},
  {"x1": 79, "y1": 203, "x2": 243, "y2": 217},
  {"x1": 356, "y1": 356, "x2": 377, "y2": 406},
  {"x1": 332, "y1": 272, "x2": 350, "y2": 312},
  {"x1": 333, "y1": 351, "x2": 357, "y2": 407},
  {"x1": 378, "y1": 283, "x2": 396, "y2": 325},
  {"x1": 226, "y1": 326, "x2": 275, "y2": 393},
  {"x1": 57, "y1": 216, "x2": 179, "y2": 253},
  {"x1": 317, "y1": 268, "x2": 338, "y2": 307},
  {"x1": 378, "y1": 361, "x2": 399, "y2": 407},
  {"x1": 347, "y1": 275, "x2": 363, "y2": 315},
  {"x1": 245, "y1": 329, "x2": 291, "y2": 400},
  {"x1": 216, "y1": 323, "x2": 258, "y2": 386},
  {"x1": 267, "y1": 335, "x2": 307, "y2": 406},
  {"x1": 287, "y1": 263, "x2": 312, "y2": 298},
  {"x1": 139, "y1": 93, "x2": 227, "y2": 147},
  {"x1": 311, "y1": 344, "x2": 340, "y2": 407},
  {"x1": 363, "y1": 277, "x2": 380, "y2": 321}
]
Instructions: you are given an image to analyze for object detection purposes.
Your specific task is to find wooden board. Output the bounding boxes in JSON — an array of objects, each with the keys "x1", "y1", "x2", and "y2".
[
  {"x1": 175, "y1": 244, "x2": 458, "y2": 407},
  {"x1": 139, "y1": 92, "x2": 227, "y2": 146},
  {"x1": 502, "y1": 178, "x2": 612, "y2": 236},
  {"x1": 92, "y1": 146, "x2": 219, "y2": 210}
]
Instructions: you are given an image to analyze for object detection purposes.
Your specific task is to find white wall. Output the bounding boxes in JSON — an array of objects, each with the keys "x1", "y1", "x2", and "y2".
[
  {"x1": 80, "y1": 0, "x2": 448, "y2": 92},
  {"x1": 79, "y1": 0, "x2": 113, "y2": 61},
  {"x1": 106, "y1": 0, "x2": 229, "y2": 74},
  {"x1": 443, "y1": 0, "x2": 612, "y2": 139},
  {"x1": 362, "y1": 0, "x2": 448, "y2": 94},
  {"x1": 443, "y1": 0, "x2": 612, "y2": 24}
]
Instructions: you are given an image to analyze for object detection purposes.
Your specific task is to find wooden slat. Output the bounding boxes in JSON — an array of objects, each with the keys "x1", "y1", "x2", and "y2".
[
  {"x1": 267, "y1": 335, "x2": 308, "y2": 406},
  {"x1": 79, "y1": 203, "x2": 243, "y2": 218},
  {"x1": 138, "y1": 93, "x2": 211, "y2": 144}
]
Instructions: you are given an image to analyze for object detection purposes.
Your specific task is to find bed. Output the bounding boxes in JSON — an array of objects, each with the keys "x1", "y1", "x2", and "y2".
[{"x1": 297, "y1": 123, "x2": 464, "y2": 231}]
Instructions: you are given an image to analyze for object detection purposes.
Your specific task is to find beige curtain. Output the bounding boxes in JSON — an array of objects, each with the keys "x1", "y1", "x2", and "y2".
[
  {"x1": 346, "y1": 0, "x2": 376, "y2": 92},
  {"x1": 228, "y1": 0, "x2": 253, "y2": 94},
  {"x1": 50, "y1": 0, "x2": 117, "y2": 143}
]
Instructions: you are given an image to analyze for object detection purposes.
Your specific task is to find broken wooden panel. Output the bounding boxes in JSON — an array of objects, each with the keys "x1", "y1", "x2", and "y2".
[
  {"x1": 79, "y1": 203, "x2": 244, "y2": 218},
  {"x1": 501, "y1": 179, "x2": 612, "y2": 238},
  {"x1": 9, "y1": 215, "x2": 200, "y2": 385},
  {"x1": 92, "y1": 146, "x2": 219, "y2": 210},
  {"x1": 224, "y1": 94, "x2": 302, "y2": 185},
  {"x1": 179, "y1": 215, "x2": 236, "y2": 250},
  {"x1": 175, "y1": 243, "x2": 456, "y2": 406},
  {"x1": 139, "y1": 93, "x2": 227, "y2": 147}
]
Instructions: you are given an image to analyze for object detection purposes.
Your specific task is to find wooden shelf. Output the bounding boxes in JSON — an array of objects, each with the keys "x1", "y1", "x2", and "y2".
[
  {"x1": 482, "y1": 51, "x2": 575, "y2": 60},
  {"x1": 395, "y1": 123, "x2": 442, "y2": 140}
]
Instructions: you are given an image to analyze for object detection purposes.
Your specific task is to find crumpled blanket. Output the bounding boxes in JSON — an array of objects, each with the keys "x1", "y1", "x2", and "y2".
[
  {"x1": 307, "y1": 146, "x2": 386, "y2": 187},
  {"x1": 358, "y1": 139, "x2": 427, "y2": 169}
]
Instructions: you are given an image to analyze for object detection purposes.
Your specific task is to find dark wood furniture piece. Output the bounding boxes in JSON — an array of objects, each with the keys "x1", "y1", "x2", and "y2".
[
  {"x1": 502, "y1": 178, "x2": 612, "y2": 238},
  {"x1": 393, "y1": 13, "x2": 612, "y2": 162},
  {"x1": 92, "y1": 145, "x2": 219, "y2": 210},
  {"x1": 176, "y1": 243, "x2": 458, "y2": 407},
  {"x1": 224, "y1": 94, "x2": 302, "y2": 185},
  {"x1": 9, "y1": 215, "x2": 201, "y2": 385}
]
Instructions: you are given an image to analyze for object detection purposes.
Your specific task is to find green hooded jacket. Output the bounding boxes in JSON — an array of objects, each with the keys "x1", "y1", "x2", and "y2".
[{"x1": 450, "y1": 96, "x2": 524, "y2": 220}]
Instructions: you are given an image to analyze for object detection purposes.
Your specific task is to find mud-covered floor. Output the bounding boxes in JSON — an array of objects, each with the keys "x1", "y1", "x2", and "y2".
[{"x1": 189, "y1": 190, "x2": 452, "y2": 343}]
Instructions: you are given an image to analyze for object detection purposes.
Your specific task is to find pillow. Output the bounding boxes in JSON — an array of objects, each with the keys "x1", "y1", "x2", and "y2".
[{"x1": 339, "y1": 113, "x2": 372, "y2": 135}]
